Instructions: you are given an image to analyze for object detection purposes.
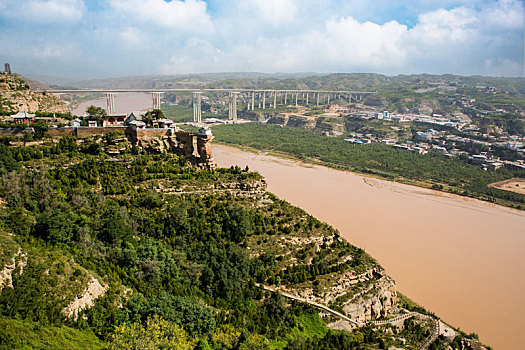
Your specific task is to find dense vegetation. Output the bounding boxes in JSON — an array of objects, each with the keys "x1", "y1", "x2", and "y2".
[
  {"x1": 161, "y1": 103, "x2": 224, "y2": 122},
  {"x1": 0, "y1": 138, "x2": 459, "y2": 349},
  {"x1": 212, "y1": 123, "x2": 525, "y2": 209}
]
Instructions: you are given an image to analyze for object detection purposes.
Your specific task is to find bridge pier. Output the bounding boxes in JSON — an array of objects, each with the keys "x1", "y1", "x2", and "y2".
[
  {"x1": 251, "y1": 91, "x2": 255, "y2": 110},
  {"x1": 262, "y1": 92, "x2": 266, "y2": 110},
  {"x1": 106, "y1": 93, "x2": 115, "y2": 114},
  {"x1": 306, "y1": 93, "x2": 309, "y2": 105},
  {"x1": 295, "y1": 92, "x2": 298, "y2": 107},
  {"x1": 284, "y1": 93, "x2": 287, "y2": 105},
  {"x1": 152, "y1": 92, "x2": 161, "y2": 110},
  {"x1": 192, "y1": 92, "x2": 202, "y2": 123},
  {"x1": 273, "y1": 91, "x2": 277, "y2": 108},
  {"x1": 228, "y1": 92, "x2": 239, "y2": 120},
  {"x1": 316, "y1": 93, "x2": 319, "y2": 106}
]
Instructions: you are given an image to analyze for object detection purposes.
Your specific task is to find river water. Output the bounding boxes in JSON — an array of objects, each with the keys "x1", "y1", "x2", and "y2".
[
  {"x1": 72, "y1": 93, "x2": 152, "y2": 116},
  {"x1": 213, "y1": 144, "x2": 525, "y2": 350}
]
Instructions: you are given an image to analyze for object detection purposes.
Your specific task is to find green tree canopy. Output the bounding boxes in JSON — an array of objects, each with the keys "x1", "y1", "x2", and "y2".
[
  {"x1": 144, "y1": 109, "x2": 165, "y2": 125},
  {"x1": 86, "y1": 105, "x2": 107, "y2": 124}
]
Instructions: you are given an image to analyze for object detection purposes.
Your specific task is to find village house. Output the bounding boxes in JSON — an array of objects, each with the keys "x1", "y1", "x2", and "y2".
[
  {"x1": 125, "y1": 111, "x2": 144, "y2": 124},
  {"x1": 129, "y1": 120, "x2": 146, "y2": 130},
  {"x1": 71, "y1": 118, "x2": 82, "y2": 127},
  {"x1": 102, "y1": 114, "x2": 126, "y2": 127},
  {"x1": 12, "y1": 111, "x2": 34, "y2": 125}
]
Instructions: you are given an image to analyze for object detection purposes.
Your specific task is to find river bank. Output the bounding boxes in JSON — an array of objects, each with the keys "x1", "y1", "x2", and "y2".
[{"x1": 213, "y1": 143, "x2": 525, "y2": 350}]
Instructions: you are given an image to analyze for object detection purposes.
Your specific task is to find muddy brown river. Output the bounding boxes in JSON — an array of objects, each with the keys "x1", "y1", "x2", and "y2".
[
  {"x1": 72, "y1": 93, "x2": 153, "y2": 116},
  {"x1": 213, "y1": 144, "x2": 525, "y2": 350}
]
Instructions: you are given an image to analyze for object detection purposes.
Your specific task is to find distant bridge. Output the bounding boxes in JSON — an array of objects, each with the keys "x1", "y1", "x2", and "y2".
[{"x1": 41, "y1": 88, "x2": 377, "y2": 122}]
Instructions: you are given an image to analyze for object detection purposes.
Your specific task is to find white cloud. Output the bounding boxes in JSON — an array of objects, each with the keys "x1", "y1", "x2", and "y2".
[
  {"x1": 410, "y1": 7, "x2": 477, "y2": 42},
  {"x1": 119, "y1": 27, "x2": 148, "y2": 48},
  {"x1": 480, "y1": 0, "x2": 524, "y2": 29},
  {"x1": 160, "y1": 38, "x2": 225, "y2": 73},
  {"x1": 239, "y1": 0, "x2": 299, "y2": 27},
  {"x1": 0, "y1": 0, "x2": 86, "y2": 23},
  {"x1": 109, "y1": 0, "x2": 214, "y2": 34},
  {"x1": 400, "y1": 1, "x2": 524, "y2": 75},
  {"x1": 1, "y1": 0, "x2": 523, "y2": 77},
  {"x1": 320, "y1": 17, "x2": 407, "y2": 68},
  {"x1": 160, "y1": 15, "x2": 409, "y2": 74}
]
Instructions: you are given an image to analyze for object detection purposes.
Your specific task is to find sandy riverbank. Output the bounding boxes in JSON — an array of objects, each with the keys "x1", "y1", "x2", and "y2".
[{"x1": 213, "y1": 143, "x2": 525, "y2": 350}]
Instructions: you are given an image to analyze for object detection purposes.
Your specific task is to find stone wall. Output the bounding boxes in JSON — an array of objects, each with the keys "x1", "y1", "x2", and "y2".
[
  {"x1": 0, "y1": 128, "x2": 33, "y2": 137},
  {"x1": 47, "y1": 127, "x2": 76, "y2": 137},
  {"x1": 76, "y1": 126, "x2": 127, "y2": 138},
  {"x1": 134, "y1": 128, "x2": 172, "y2": 138}
]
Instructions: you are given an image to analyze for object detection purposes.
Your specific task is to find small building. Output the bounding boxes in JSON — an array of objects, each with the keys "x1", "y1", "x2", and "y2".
[
  {"x1": 415, "y1": 131, "x2": 433, "y2": 141},
  {"x1": 126, "y1": 111, "x2": 145, "y2": 124},
  {"x1": 71, "y1": 118, "x2": 82, "y2": 127},
  {"x1": 88, "y1": 120, "x2": 98, "y2": 128},
  {"x1": 157, "y1": 118, "x2": 174, "y2": 129},
  {"x1": 103, "y1": 114, "x2": 126, "y2": 127},
  {"x1": 471, "y1": 154, "x2": 487, "y2": 164},
  {"x1": 430, "y1": 145, "x2": 447, "y2": 154},
  {"x1": 487, "y1": 162, "x2": 504, "y2": 171},
  {"x1": 199, "y1": 127, "x2": 212, "y2": 136},
  {"x1": 129, "y1": 120, "x2": 146, "y2": 130},
  {"x1": 12, "y1": 111, "x2": 34, "y2": 125}
]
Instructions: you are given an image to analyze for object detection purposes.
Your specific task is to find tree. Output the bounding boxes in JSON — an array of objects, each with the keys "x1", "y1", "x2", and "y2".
[
  {"x1": 86, "y1": 105, "x2": 107, "y2": 125},
  {"x1": 32, "y1": 120, "x2": 49, "y2": 139},
  {"x1": 104, "y1": 316, "x2": 193, "y2": 350},
  {"x1": 144, "y1": 109, "x2": 165, "y2": 126}
]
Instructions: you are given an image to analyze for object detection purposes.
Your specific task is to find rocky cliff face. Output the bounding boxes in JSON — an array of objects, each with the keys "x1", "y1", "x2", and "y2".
[
  {"x1": 341, "y1": 274, "x2": 397, "y2": 323},
  {"x1": 0, "y1": 74, "x2": 69, "y2": 114},
  {"x1": 135, "y1": 131, "x2": 216, "y2": 169}
]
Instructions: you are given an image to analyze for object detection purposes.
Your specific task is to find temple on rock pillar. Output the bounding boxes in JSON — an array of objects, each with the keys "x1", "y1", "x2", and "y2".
[{"x1": 196, "y1": 127, "x2": 215, "y2": 169}]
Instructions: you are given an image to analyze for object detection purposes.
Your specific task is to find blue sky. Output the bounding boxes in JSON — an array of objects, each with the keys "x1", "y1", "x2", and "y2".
[{"x1": 0, "y1": 0, "x2": 523, "y2": 79}]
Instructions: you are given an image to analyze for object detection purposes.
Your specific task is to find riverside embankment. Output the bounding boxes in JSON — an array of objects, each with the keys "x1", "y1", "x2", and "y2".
[{"x1": 213, "y1": 143, "x2": 525, "y2": 350}]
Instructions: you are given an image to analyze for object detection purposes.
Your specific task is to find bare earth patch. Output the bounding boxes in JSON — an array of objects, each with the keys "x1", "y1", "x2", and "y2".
[{"x1": 489, "y1": 178, "x2": 525, "y2": 195}]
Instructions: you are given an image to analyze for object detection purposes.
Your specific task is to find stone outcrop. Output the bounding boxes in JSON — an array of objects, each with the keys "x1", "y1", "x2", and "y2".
[
  {"x1": 63, "y1": 277, "x2": 108, "y2": 320},
  {"x1": 0, "y1": 73, "x2": 69, "y2": 114},
  {"x1": 342, "y1": 274, "x2": 397, "y2": 323},
  {"x1": 0, "y1": 247, "x2": 27, "y2": 292},
  {"x1": 132, "y1": 129, "x2": 216, "y2": 169}
]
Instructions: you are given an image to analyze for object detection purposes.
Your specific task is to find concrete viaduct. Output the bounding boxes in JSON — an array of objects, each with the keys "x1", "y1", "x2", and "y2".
[{"x1": 42, "y1": 88, "x2": 377, "y2": 123}]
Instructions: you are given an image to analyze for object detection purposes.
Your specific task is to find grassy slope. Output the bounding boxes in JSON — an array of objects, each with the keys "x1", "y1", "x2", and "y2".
[{"x1": 0, "y1": 317, "x2": 102, "y2": 350}]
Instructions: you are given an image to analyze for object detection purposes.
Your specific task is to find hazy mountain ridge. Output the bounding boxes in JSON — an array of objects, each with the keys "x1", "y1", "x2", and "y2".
[{"x1": 48, "y1": 72, "x2": 525, "y2": 95}]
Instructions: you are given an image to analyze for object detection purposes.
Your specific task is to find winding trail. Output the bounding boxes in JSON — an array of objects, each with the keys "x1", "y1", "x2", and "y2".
[
  {"x1": 421, "y1": 317, "x2": 440, "y2": 350},
  {"x1": 258, "y1": 283, "x2": 441, "y2": 349},
  {"x1": 370, "y1": 311, "x2": 418, "y2": 325},
  {"x1": 256, "y1": 284, "x2": 360, "y2": 326}
]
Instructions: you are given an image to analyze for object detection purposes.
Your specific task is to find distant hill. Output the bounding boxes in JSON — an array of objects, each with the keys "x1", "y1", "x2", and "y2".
[{"x1": 54, "y1": 72, "x2": 525, "y2": 95}]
